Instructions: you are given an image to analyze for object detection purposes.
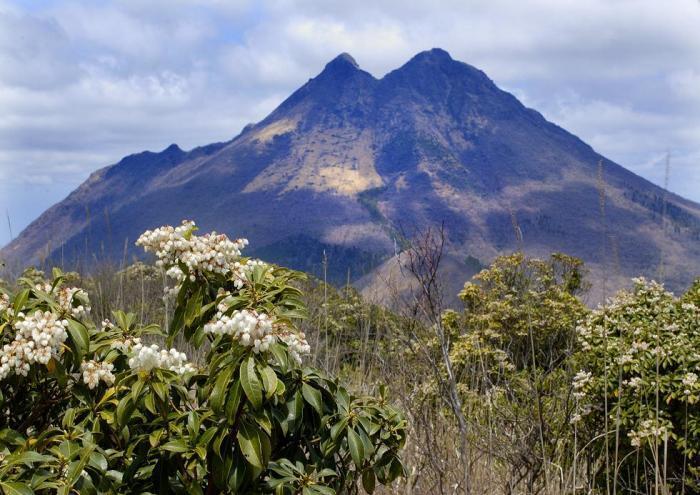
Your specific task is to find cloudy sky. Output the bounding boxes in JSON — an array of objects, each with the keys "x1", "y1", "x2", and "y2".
[{"x1": 1, "y1": 0, "x2": 699, "y2": 246}]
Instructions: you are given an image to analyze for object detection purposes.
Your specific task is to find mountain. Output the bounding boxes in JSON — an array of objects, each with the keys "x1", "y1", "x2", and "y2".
[{"x1": 3, "y1": 48, "x2": 700, "y2": 300}]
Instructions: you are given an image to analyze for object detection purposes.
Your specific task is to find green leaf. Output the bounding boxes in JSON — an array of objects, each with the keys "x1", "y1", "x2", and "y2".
[
  {"x1": 388, "y1": 458, "x2": 405, "y2": 481},
  {"x1": 330, "y1": 416, "x2": 349, "y2": 441},
  {"x1": 131, "y1": 379, "x2": 145, "y2": 402},
  {"x1": 151, "y1": 381, "x2": 168, "y2": 403},
  {"x1": 144, "y1": 393, "x2": 157, "y2": 415},
  {"x1": 184, "y1": 287, "x2": 203, "y2": 327},
  {"x1": 225, "y1": 380, "x2": 243, "y2": 423},
  {"x1": 12, "y1": 290, "x2": 30, "y2": 315},
  {"x1": 240, "y1": 356, "x2": 262, "y2": 409},
  {"x1": 210, "y1": 365, "x2": 234, "y2": 412},
  {"x1": 116, "y1": 396, "x2": 135, "y2": 426},
  {"x1": 0, "y1": 482, "x2": 33, "y2": 495},
  {"x1": 291, "y1": 391, "x2": 304, "y2": 419},
  {"x1": 259, "y1": 365, "x2": 278, "y2": 400},
  {"x1": 236, "y1": 421, "x2": 270, "y2": 469},
  {"x1": 66, "y1": 320, "x2": 90, "y2": 361},
  {"x1": 302, "y1": 383, "x2": 323, "y2": 415},
  {"x1": 347, "y1": 428, "x2": 364, "y2": 468},
  {"x1": 161, "y1": 439, "x2": 190, "y2": 453},
  {"x1": 269, "y1": 344, "x2": 289, "y2": 372},
  {"x1": 149, "y1": 429, "x2": 165, "y2": 448},
  {"x1": 7, "y1": 451, "x2": 54, "y2": 467},
  {"x1": 362, "y1": 469, "x2": 376, "y2": 493},
  {"x1": 88, "y1": 451, "x2": 108, "y2": 471}
]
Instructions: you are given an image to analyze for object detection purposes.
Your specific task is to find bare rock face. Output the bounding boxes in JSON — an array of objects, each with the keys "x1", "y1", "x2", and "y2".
[{"x1": 3, "y1": 49, "x2": 699, "y2": 298}]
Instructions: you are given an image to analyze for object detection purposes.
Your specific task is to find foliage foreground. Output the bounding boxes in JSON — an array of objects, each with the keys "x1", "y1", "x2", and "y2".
[{"x1": 0, "y1": 221, "x2": 406, "y2": 494}]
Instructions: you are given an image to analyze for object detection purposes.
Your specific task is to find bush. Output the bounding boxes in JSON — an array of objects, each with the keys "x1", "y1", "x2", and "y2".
[
  {"x1": 454, "y1": 252, "x2": 587, "y2": 374},
  {"x1": 573, "y1": 278, "x2": 700, "y2": 492},
  {"x1": 440, "y1": 253, "x2": 588, "y2": 491},
  {"x1": 0, "y1": 221, "x2": 406, "y2": 494}
]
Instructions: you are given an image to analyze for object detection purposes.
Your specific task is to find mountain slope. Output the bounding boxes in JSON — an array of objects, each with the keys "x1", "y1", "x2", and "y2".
[{"x1": 4, "y1": 49, "x2": 700, "y2": 298}]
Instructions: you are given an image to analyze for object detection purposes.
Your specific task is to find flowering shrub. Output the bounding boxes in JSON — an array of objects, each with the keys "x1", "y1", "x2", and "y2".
[
  {"x1": 454, "y1": 253, "x2": 587, "y2": 374},
  {"x1": 0, "y1": 221, "x2": 405, "y2": 494},
  {"x1": 573, "y1": 278, "x2": 700, "y2": 491},
  {"x1": 440, "y1": 253, "x2": 587, "y2": 489}
]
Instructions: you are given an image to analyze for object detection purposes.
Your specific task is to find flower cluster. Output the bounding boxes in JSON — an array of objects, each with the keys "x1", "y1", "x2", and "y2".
[
  {"x1": 204, "y1": 308, "x2": 275, "y2": 353},
  {"x1": 627, "y1": 419, "x2": 671, "y2": 447},
  {"x1": 136, "y1": 220, "x2": 248, "y2": 278},
  {"x1": 572, "y1": 370, "x2": 592, "y2": 399},
  {"x1": 60, "y1": 287, "x2": 91, "y2": 319},
  {"x1": 35, "y1": 283, "x2": 91, "y2": 320},
  {"x1": 570, "y1": 403, "x2": 594, "y2": 425},
  {"x1": 111, "y1": 336, "x2": 141, "y2": 353},
  {"x1": 279, "y1": 331, "x2": 311, "y2": 364},
  {"x1": 80, "y1": 360, "x2": 115, "y2": 389},
  {"x1": 626, "y1": 376, "x2": 644, "y2": 389},
  {"x1": 682, "y1": 372, "x2": 698, "y2": 395},
  {"x1": 0, "y1": 293, "x2": 10, "y2": 314},
  {"x1": 232, "y1": 259, "x2": 267, "y2": 289},
  {"x1": 203, "y1": 298, "x2": 311, "y2": 362},
  {"x1": 128, "y1": 342, "x2": 196, "y2": 375},
  {"x1": 0, "y1": 311, "x2": 69, "y2": 380}
]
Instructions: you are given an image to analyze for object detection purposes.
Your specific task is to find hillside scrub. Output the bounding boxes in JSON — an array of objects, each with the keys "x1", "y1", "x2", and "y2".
[
  {"x1": 0, "y1": 221, "x2": 406, "y2": 494},
  {"x1": 1, "y1": 221, "x2": 698, "y2": 495}
]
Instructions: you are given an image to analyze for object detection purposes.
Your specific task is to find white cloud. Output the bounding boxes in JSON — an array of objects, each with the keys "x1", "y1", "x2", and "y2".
[{"x1": 0, "y1": 0, "x2": 699, "y2": 246}]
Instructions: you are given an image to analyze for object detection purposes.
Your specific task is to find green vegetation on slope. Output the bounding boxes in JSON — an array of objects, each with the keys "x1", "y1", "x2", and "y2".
[{"x1": 1, "y1": 224, "x2": 698, "y2": 494}]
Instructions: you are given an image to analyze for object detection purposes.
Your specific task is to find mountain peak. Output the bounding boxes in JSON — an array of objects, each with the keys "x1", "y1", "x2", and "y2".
[
  {"x1": 330, "y1": 52, "x2": 359, "y2": 68},
  {"x1": 319, "y1": 52, "x2": 361, "y2": 77},
  {"x1": 412, "y1": 47, "x2": 453, "y2": 64},
  {"x1": 5, "y1": 48, "x2": 700, "y2": 300},
  {"x1": 163, "y1": 143, "x2": 182, "y2": 153}
]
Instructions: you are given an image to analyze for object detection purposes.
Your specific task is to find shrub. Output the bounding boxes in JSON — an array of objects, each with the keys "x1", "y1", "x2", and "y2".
[
  {"x1": 573, "y1": 278, "x2": 700, "y2": 492},
  {"x1": 440, "y1": 253, "x2": 588, "y2": 491},
  {"x1": 0, "y1": 221, "x2": 406, "y2": 494},
  {"x1": 452, "y1": 252, "x2": 587, "y2": 376}
]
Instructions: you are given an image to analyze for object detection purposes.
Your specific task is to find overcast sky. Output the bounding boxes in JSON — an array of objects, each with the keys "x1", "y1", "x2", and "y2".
[{"x1": 1, "y1": 0, "x2": 699, "y2": 246}]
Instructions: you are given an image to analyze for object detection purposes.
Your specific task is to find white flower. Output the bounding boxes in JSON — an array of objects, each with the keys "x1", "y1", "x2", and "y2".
[
  {"x1": 136, "y1": 220, "x2": 248, "y2": 279},
  {"x1": 204, "y1": 309, "x2": 275, "y2": 353},
  {"x1": 630, "y1": 419, "x2": 670, "y2": 446},
  {"x1": 35, "y1": 283, "x2": 91, "y2": 319},
  {"x1": 128, "y1": 343, "x2": 195, "y2": 375},
  {"x1": 618, "y1": 353, "x2": 634, "y2": 365},
  {"x1": 231, "y1": 259, "x2": 267, "y2": 289},
  {"x1": 80, "y1": 360, "x2": 115, "y2": 389},
  {"x1": 0, "y1": 293, "x2": 10, "y2": 314},
  {"x1": 203, "y1": 301, "x2": 310, "y2": 363},
  {"x1": 278, "y1": 331, "x2": 311, "y2": 364},
  {"x1": 627, "y1": 376, "x2": 643, "y2": 389},
  {"x1": 572, "y1": 370, "x2": 592, "y2": 399},
  {"x1": 111, "y1": 336, "x2": 141, "y2": 353},
  {"x1": 0, "y1": 311, "x2": 69, "y2": 380},
  {"x1": 682, "y1": 372, "x2": 697, "y2": 388}
]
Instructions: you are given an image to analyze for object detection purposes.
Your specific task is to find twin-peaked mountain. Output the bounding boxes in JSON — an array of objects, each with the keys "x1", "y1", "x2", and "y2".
[{"x1": 3, "y1": 49, "x2": 699, "y2": 299}]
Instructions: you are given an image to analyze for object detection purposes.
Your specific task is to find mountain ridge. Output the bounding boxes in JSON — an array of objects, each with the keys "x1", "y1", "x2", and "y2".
[{"x1": 3, "y1": 49, "x2": 699, "y2": 300}]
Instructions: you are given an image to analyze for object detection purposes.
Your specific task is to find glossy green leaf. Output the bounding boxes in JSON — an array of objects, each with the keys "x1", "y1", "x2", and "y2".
[
  {"x1": 237, "y1": 421, "x2": 270, "y2": 469},
  {"x1": 210, "y1": 365, "x2": 234, "y2": 412},
  {"x1": 347, "y1": 428, "x2": 364, "y2": 468},
  {"x1": 0, "y1": 482, "x2": 33, "y2": 495},
  {"x1": 240, "y1": 356, "x2": 262, "y2": 409},
  {"x1": 259, "y1": 365, "x2": 278, "y2": 400},
  {"x1": 301, "y1": 383, "x2": 323, "y2": 415}
]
